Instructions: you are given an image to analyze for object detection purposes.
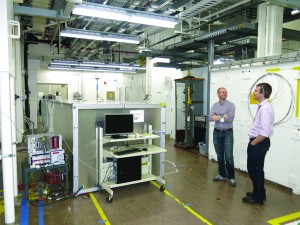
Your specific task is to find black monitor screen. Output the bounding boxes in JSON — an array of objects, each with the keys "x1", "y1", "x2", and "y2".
[{"x1": 104, "y1": 114, "x2": 134, "y2": 138}]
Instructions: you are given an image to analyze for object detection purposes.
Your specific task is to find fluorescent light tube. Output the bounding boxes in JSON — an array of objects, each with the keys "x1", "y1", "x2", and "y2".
[
  {"x1": 51, "y1": 60, "x2": 78, "y2": 66},
  {"x1": 72, "y1": 3, "x2": 179, "y2": 28},
  {"x1": 51, "y1": 60, "x2": 146, "y2": 70},
  {"x1": 291, "y1": 9, "x2": 299, "y2": 15},
  {"x1": 130, "y1": 14, "x2": 177, "y2": 28},
  {"x1": 48, "y1": 65, "x2": 137, "y2": 73},
  {"x1": 60, "y1": 29, "x2": 140, "y2": 44},
  {"x1": 73, "y1": 4, "x2": 130, "y2": 21}
]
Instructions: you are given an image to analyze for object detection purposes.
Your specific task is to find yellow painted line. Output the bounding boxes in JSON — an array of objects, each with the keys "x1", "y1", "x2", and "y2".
[
  {"x1": 296, "y1": 79, "x2": 300, "y2": 118},
  {"x1": 266, "y1": 68, "x2": 280, "y2": 73},
  {"x1": 293, "y1": 67, "x2": 300, "y2": 118},
  {"x1": 0, "y1": 200, "x2": 4, "y2": 214},
  {"x1": 0, "y1": 191, "x2": 21, "y2": 215},
  {"x1": 293, "y1": 66, "x2": 300, "y2": 71},
  {"x1": 268, "y1": 211, "x2": 300, "y2": 225},
  {"x1": 89, "y1": 193, "x2": 111, "y2": 225},
  {"x1": 151, "y1": 181, "x2": 213, "y2": 225}
]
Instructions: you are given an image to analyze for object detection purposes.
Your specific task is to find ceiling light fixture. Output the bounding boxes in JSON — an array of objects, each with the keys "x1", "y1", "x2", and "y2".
[
  {"x1": 50, "y1": 59, "x2": 146, "y2": 70},
  {"x1": 48, "y1": 64, "x2": 137, "y2": 73},
  {"x1": 72, "y1": 2, "x2": 179, "y2": 28},
  {"x1": 60, "y1": 28, "x2": 140, "y2": 44},
  {"x1": 291, "y1": 9, "x2": 300, "y2": 15}
]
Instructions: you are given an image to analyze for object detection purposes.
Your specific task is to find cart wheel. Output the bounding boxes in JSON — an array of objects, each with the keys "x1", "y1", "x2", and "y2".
[
  {"x1": 160, "y1": 185, "x2": 165, "y2": 192},
  {"x1": 106, "y1": 195, "x2": 113, "y2": 203}
]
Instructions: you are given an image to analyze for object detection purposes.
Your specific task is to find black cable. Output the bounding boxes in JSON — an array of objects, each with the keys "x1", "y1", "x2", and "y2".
[
  {"x1": 29, "y1": 196, "x2": 69, "y2": 207},
  {"x1": 99, "y1": 162, "x2": 114, "y2": 188}
]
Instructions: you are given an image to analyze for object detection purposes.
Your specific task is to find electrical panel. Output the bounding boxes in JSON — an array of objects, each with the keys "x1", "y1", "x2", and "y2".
[
  {"x1": 28, "y1": 151, "x2": 51, "y2": 168},
  {"x1": 50, "y1": 149, "x2": 65, "y2": 165},
  {"x1": 26, "y1": 133, "x2": 65, "y2": 168},
  {"x1": 27, "y1": 133, "x2": 62, "y2": 153}
]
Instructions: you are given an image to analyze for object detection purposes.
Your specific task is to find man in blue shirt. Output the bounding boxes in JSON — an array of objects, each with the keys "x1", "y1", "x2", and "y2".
[
  {"x1": 209, "y1": 87, "x2": 236, "y2": 187},
  {"x1": 242, "y1": 83, "x2": 274, "y2": 205}
]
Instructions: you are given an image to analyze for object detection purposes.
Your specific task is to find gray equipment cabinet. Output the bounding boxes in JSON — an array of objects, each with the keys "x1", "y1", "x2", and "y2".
[
  {"x1": 174, "y1": 77, "x2": 204, "y2": 149},
  {"x1": 47, "y1": 101, "x2": 167, "y2": 202}
]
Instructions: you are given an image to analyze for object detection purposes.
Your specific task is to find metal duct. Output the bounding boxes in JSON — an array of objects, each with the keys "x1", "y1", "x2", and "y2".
[{"x1": 180, "y1": 0, "x2": 225, "y2": 19}]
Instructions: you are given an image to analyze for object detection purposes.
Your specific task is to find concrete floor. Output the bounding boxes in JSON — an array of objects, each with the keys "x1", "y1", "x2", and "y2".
[{"x1": 1, "y1": 139, "x2": 300, "y2": 225}]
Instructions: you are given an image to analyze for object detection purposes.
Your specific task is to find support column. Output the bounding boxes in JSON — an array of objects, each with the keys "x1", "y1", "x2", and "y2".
[
  {"x1": 257, "y1": 3, "x2": 283, "y2": 57},
  {"x1": 15, "y1": 30, "x2": 23, "y2": 143},
  {"x1": 257, "y1": 3, "x2": 267, "y2": 58},
  {"x1": 0, "y1": 73, "x2": 15, "y2": 224},
  {"x1": 0, "y1": 0, "x2": 16, "y2": 223},
  {"x1": 265, "y1": 4, "x2": 283, "y2": 56},
  {"x1": 207, "y1": 40, "x2": 214, "y2": 155},
  {"x1": 10, "y1": 74, "x2": 18, "y2": 200},
  {"x1": 145, "y1": 57, "x2": 152, "y2": 102}
]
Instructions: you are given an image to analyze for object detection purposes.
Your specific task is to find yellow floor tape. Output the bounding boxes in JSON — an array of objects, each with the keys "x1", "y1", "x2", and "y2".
[
  {"x1": 89, "y1": 183, "x2": 213, "y2": 225},
  {"x1": 0, "y1": 190, "x2": 4, "y2": 214},
  {"x1": 0, "y1": 200, "x2": 4, "y2": 215},
  {"x1": 89, "y1": 193, "x2": 111, "y2": 225},
  {"x1": 268, "y1": 211, "x2": 300, "y2": 225},
  {"x1": 151, "y1": 181, "x2": 213, "y2": 225},
  {"x1": 0, "y1": 191, "x2": 22, "y2": 215}
]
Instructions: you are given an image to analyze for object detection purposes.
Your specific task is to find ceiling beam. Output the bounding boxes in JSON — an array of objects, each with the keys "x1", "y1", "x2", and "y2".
[
  {"x1": 13, "y1": 5, "x2": 69, "y2": 19},
  {"x1": 63, "y1": 0, "x2": 82, "y2": 17},
  {"x1": 263, "y1": 0, "x2": 300, "y2": 9},
  {"x1": 180, "y1": 0, "x2": 225, "y2": 19}
]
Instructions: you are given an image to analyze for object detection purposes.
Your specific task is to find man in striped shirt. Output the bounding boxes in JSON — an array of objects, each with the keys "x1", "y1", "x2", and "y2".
[
  {"x1": 242, "y1": 83, "x2": 274, "y2": 205},
  {"x1": 209, "y1": 87, "x2": 236, "y2": 187}
]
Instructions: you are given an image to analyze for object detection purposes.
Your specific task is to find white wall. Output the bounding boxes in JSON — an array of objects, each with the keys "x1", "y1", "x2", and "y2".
[
  {"x1": 208, "y1": 61, "x2": 300, "y2": 194},
  {"x1": 29, "y1": 57, "x2": 210, "y2": 139},
  {"x1": 145, "y1": 58, "x2": 183, "y2": 137},
  {"x1": 29, "y1": 58, "x2": 195, "y2": 137},
  {"x1": 35, "y1": 69, "x2": 148, "y2": 102}
]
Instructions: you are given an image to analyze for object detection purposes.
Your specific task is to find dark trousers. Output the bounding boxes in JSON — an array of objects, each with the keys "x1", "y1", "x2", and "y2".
[
  {"x1": 247, "y1": 138, "x2": 270, "y2": 201},
  {"x1": 213, "y1": 129, "x2": 235, "y2": 179}
]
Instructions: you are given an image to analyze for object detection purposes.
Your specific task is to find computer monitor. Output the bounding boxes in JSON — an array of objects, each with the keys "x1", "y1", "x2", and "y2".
[{"x1": 104, "y1": 114, "x2": 134, "y2": 139}]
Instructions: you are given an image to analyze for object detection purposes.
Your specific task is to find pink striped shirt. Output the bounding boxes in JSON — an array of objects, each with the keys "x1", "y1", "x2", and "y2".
[{"x1": 248, "y1": 99, "x2": 274, "y2": 138}]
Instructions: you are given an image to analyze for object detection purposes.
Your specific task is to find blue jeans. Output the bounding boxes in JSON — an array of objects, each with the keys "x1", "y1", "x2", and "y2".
[
  {"x1": 213, "y1": 129, "x2": 235, "y2": 179},
  {"x1": 247, "y1": 138, "x2": 270, "y2": 201}
]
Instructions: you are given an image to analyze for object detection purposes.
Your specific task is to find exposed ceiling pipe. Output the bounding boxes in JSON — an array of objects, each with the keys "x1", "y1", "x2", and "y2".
[
  {"x1": 43, "y1": 0, "x2": 55, "y2": 40},
  {"x1": 186, "y1": 0, "x2": 263, "y2": 33},
  {"x1": 148, "y1": 0, "x2": 172, "y2": 11},
  {"x1": 180, "y1": 0, "x2": 226, "y2": 20},
  {"x1": 50, "y1": 20, "x2": 60, "y2": 46},
  {"x1": 193, "y1": 0, "x2": 251, "y2": 23},
  {"x1": 65, "y1": 17, "x2": 96, "y2": 56},
  {"x1": 78, "y1": 40, "x2": 96, "y2": 57},
  {"x1": 112, "y1": 49, "x2": 139, "y2": 54},
  {"x1": 168, "y1": 0, "x2": 190, "y2": 13},
  {"x1": 148, "y1": 0, "x2": 263, "y2": 49},
  {"x1": 23, "y1": 21, "x2": 61, "y2": 33}
]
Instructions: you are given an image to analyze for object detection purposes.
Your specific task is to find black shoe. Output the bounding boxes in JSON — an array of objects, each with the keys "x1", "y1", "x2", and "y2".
[
  {"x1": 242, "y1": 196, "x2": 263, "y2": 205},
  {"x1": 246, "y1": 192, "x2": 266, "y2": 200},
  {"x1": 228, "y1": 179, "x2": 236, "y2": 187}
]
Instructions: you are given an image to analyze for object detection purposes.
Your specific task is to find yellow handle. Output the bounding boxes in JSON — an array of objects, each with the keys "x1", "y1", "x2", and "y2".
[{"x1": 187, "y1": 85, "x2": 192, "y2": 105}]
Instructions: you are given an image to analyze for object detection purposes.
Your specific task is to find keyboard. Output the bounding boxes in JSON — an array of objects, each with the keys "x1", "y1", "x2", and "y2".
[{"x1": 114, "y1": 148, "x2": 142, "y2": 155}]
